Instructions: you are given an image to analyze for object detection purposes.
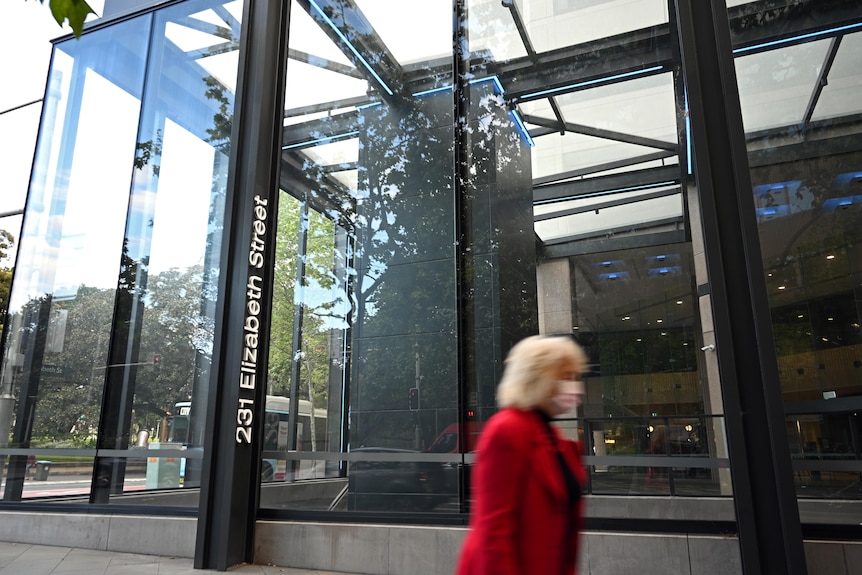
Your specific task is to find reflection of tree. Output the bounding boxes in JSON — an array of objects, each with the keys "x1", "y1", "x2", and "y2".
[
  {"x1": 0, "y1": 229, "x2": 13, "y2": 336},
  {"x1": 204, "y1": 75, "x2": 233, "y2": 156},
  {"x1": 299, "y1": 79, "x2": 532, "y2": 447},
  {"x1": 134, "y1": 130, "x2": 163, "y2": 176},
  {"x1": 16, "y1": 256, "x2": 216, "y2": 445},
  {"x1": 27, "y1": 287, "x2": 113, "y2": 444},
  {"x1": 268, "y1": 198, "x2": 342, "y2": 422}
]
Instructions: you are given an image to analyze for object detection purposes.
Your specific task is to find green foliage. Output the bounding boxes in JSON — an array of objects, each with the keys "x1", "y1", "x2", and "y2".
[
  {"x1": 0, "y1": 229, "x2": 13, "y2": 262},
  {"x1": 40, "y1": 0, "x2": 95, "y2": 39},
  {"x1": 0, "y1": 268, "x2": 11, "y2": 333},
  {"x1": 0, "y1": 230, "x2": 14, "y2": 344}
]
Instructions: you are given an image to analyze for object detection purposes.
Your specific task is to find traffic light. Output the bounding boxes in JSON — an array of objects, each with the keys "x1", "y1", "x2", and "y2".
[
  {"x1": 153, "y1": 354, "x2": 162, "y2": 373},
  {"x1": 408, "y1": 387, "x2": 420, "y2": 411}
]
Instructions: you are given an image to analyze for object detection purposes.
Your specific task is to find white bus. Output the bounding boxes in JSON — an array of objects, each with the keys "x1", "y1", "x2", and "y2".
[{"x1": 166, "y1": 395, "x2": 328, "y2": 482}]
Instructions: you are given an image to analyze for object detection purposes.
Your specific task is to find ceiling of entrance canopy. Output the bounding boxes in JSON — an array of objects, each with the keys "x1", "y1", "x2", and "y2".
[
  {"x1": 280, "y1": 0, "x2": 862, "y2": 245},
  {"x1": 165, "y1": 1, "x2": 243, "y2": 93},
  {"x1": 282, "y1": 0, "x2": 678, "y2": 219}
]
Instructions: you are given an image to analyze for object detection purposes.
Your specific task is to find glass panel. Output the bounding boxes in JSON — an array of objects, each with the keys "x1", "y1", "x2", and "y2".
[
  {"x1": 0, "y1": 0, "x2": 244, "y2": 504},
  {"x1": 96, "y1": 0, "x2": 243, "y2": 505},
  {"x1": 261, "y1": 0, "x2": 726, "y2": 519},
  {"x1": 731, "y1": 4, "x2": 862, "y2": 512},
  {"x1": 559, "y1": 415, "x2": 722, "y2": 497},
  {"x1": 0, "y1": 15, "x2": 150, "y2": 500},
  {"x1": 261, "y1": 0, "x2": 460, "y2": 514},
  {"x1": 735, "y1": 40, "x2": 831, "y2": 133},
  {"x1": 787, "y1": 413, "x2": 862, "y2": 500},
  {"x1": 256, "y1": 0, "x2": 735, "y2": 523},
  {"x1": 810, "y1": 31, "x2": 862, "y2": 123},
  {"x1": 355, "y1": 0, "x2": 452, "y2": 65},
  {"x1": 501, "y1": 0, "x2": 668, "y2": 55}
]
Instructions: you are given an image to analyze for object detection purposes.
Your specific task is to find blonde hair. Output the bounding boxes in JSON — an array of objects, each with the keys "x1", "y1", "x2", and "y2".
[{"x1": 496, "y1": 335, "x2": 587, "y2": 409}]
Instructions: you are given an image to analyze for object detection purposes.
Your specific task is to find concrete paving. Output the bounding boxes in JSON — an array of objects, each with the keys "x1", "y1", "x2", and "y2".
[{"x1": 0, "y1": 542, "x2": 365, "y2": 575}]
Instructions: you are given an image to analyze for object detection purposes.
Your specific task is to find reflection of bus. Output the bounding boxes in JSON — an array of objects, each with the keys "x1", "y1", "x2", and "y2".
[
  {"x1": 166, "y1": 395, "x2": 328, "y2": 482},
  {"x1": 260, "y1": 395, "x2": 328, "y2": 481}
]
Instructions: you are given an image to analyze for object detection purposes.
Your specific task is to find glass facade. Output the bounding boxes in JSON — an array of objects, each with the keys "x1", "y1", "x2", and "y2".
[
  {"x1": 1, "y1": 0, "x2": 243, "y2": 505},
  {"x1": 730, "y1": 2, "x2": 862, "y2": 500},
  {"x1": 0, "y1": 0, "x2": 860, "y2": 569}
]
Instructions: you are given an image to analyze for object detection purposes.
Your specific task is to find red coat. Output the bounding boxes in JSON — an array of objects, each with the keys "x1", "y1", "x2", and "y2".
[{"x1": 456, "y1": 408, "x2": 587, "y2": 575}]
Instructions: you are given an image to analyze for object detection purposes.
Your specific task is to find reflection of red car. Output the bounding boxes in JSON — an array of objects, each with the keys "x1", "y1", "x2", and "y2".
[
  {"x1": 424, "y1": 422, "x2": 484, "y2": 495},
  {"x1": 425, "y1": 421, "x2": 483, "y2": 454}
]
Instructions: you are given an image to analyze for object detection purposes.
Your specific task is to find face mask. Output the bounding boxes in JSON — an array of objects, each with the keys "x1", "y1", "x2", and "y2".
[{"x1": 550, "y1": 379, "x2": 584, "y2": 415}]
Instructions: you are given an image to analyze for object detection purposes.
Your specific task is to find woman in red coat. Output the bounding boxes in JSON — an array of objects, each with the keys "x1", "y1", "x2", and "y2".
[{"x1": 456, "y1": 335, "x2": 588, "y2": 575}]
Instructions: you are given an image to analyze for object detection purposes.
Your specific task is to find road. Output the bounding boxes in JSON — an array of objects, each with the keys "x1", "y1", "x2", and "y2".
[{"x1": 1, "y1": 474, "x2": 147, "y2": 498}]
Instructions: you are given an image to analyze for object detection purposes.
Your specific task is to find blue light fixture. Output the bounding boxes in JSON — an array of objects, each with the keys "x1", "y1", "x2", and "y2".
[
  {"x1": 516, "y1": 66, "x2": 664, "y2": 101},
  {"x1": 508, "y1": 108, "x2": 536, "y2": 147},
  {"x1": 733, "y1": 21, "x2": 862, "y2": 54},
  {"x1": 412, "y1": 85, "x2": 453, "y2": 98}
]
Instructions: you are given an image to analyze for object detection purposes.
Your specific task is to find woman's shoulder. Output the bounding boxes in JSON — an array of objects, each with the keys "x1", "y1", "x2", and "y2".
[
  {"x1": 488, "y1": 406, "x2": 534, "y2": 424},
  {"x1": 484, "y1": 408, "x2": 542, "y2": 437}
]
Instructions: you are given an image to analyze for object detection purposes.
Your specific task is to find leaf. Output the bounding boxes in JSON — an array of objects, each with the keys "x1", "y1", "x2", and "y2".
[{"x1": 46, "y1": 0, "x2": 95, "y2": 39}]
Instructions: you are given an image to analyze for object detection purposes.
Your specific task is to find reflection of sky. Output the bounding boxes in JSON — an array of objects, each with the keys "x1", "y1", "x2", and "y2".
[
  {"x1": 0, "y1": 1, "x2": 94, "y2": 254},
  {"x1": 44, "y1": 68, "x2": 137, "y2": 301},
  {"x1": 143, "y1": 119, "x2": 217, "y2": 275},
  {"x1": 7, "y1": 2, "x2": 241, "y2": 307},
  {"x1": 354, "y1": 0, "x2": 450, "y2": 65}
]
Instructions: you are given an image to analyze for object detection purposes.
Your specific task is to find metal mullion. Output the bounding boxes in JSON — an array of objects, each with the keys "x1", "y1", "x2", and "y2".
[
  {"x1": 801, "y1": 35, "x2": 842, "y2": 130},
  {"x1": 674, "y1": 1, "x2": 807, "y2": 573},
  {"x1": 194, "y1": 0, "x2": 291, "y2": 569},
  {"x1": 502, "y1": 0, "x2": 537, "y2": 60},
  {"x1": 548, "y1": 97, "x2": 566, "y2": 134}
]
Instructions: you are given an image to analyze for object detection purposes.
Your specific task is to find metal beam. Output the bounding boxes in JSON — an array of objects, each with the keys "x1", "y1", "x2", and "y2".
[
  {"x1": 535, "y1": 187, "x2": 680, "y2": 222},
  {"x1": 533, "y1": 152, "x2": 677, "y2": 186},
  {"x1": 801, "y1": 36, "x2": 841, "y2": 130},
  {"x1": 287, "y1": 48, "x2": 365, "y2": 80},
  {"x1": 498, "y1": 25, "x2": 674, "y2": 102},
  {"x1": 674, "y1": 1, "x2": 807, "y2": 573},
  {"x1": 282, "y1": 110, "x2": 360, "y2": 149},
  {"x1": 542, "y1": 229, "x2": 686, "y2": 258},
  {"x1": 522, "y1": 113, "x2": 678, "y2": 151},
  {"x1": 295, "y1": 0, "x2": 403, "y2": 98},
  {"x1": 728, "y1": 0, "x2": 862, "y2": 55},
  {"x1": 533, "y1": 164, "x2": 681, "y2": 204}
]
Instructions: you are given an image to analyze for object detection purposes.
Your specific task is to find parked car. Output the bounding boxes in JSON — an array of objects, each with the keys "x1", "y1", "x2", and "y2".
[{"x1": 347, "y1": 447, "x2": 444, "y2": 512}]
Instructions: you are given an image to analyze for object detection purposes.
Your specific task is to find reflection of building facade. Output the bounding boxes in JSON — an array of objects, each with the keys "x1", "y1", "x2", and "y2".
[{"x1": 0, "y1": 1, "x2": 860, "y2": 573}]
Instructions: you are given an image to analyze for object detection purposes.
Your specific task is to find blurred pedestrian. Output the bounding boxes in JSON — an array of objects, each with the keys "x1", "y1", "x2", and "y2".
[
  {"x1": 456, "y1": 335, "x2": 588, "y2": 575},
  {"x1": 26, "y1": 454, "x2": 36, "y2": 479}
]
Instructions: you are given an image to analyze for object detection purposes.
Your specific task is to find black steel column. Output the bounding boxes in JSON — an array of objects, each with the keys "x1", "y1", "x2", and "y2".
[
  {"x1": 453, "y1": 0, "x2": 475, "y2": 515},
  {"x1": 673, "y1": 1, "x2": 807, "y2": 574},
  {"x1": 194, "y1": 0, "x2": 290, "y2": 569}
]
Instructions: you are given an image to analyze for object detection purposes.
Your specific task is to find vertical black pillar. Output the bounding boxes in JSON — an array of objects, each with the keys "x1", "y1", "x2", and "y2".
[
  {"x1": 453, "y1": 0, "x2": 475, "y2": 513},
  {"x1": 194, "y1": 0, "x2": 290, "y2": 570},
  {"x1": 674, "y1": 1, "x2": 806, "y2": 574}
]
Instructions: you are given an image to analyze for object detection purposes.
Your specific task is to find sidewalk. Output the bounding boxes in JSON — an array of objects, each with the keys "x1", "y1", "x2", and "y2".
[{"x1": 0, "y1": 542, "x2": 365, "y2": 575}]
